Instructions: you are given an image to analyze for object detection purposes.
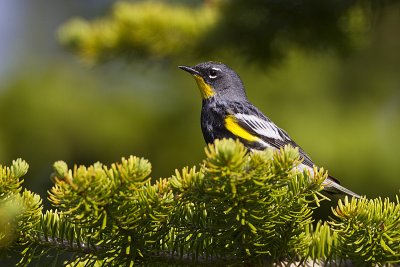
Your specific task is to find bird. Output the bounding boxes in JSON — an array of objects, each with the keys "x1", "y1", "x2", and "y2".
[{"x1": 178, "y1": 61, "x2": 360, "y2": 198}]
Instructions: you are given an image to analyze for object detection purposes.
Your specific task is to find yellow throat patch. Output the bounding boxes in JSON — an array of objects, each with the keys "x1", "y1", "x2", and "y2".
[{"x1": 193, "y1": 75, "x2": 214, "y2": 99}]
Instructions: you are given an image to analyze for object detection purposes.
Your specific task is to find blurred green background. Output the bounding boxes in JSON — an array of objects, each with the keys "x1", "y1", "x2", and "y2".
[{"x1": 0, "y1": 0, "x2": 399, "y2": 204}]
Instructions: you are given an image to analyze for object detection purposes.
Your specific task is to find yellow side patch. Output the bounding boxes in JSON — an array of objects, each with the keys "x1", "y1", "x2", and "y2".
[
  {"x1": 193, "y1": 74, "x2": 214, "y2": 99},
  {"x1": 225, "y1": 116, "x2": 259, "y2": 142}
]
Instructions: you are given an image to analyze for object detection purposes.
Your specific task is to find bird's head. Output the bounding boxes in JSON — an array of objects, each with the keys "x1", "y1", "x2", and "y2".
[{"x1": 179, "y1": 62, "x2": 247, "y2": 101}]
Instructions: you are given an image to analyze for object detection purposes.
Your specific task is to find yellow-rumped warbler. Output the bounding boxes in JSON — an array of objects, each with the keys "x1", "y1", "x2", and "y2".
[{"x1": 179, "y1": 61, "x2": 359, "y2": 198}]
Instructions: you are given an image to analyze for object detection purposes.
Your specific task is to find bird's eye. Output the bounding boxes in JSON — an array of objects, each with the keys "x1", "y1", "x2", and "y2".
[{"x1": 209, "y1": 68, "x2": 219, "y2": 79}]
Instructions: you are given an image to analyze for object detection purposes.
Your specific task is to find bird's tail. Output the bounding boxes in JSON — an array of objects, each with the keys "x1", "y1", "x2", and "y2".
[{"x1": 323, "y1": 176, "x2": 361, "y2": 199}]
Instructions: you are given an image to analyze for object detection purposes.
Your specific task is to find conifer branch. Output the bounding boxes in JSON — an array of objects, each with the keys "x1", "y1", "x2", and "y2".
[
  {"x1": 57, "y1": 1, "x2": 369, "y2": 65},
  {"x1": 0, "y1": 140, "x2": 399, "y2": 266}
]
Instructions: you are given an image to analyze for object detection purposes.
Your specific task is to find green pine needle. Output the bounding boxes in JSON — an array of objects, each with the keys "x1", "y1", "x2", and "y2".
[{"x1": 0, "y1": 139, "x2": 399, "y2": 266}]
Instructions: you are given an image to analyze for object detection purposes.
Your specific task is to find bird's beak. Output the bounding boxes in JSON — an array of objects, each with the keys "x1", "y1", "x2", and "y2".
[
  {"x1": 179, "y1": 65, "x2": 215, "y2": 99},
  {"x1": 178, "y1": 65, "x2": 200, "y2": 76}
]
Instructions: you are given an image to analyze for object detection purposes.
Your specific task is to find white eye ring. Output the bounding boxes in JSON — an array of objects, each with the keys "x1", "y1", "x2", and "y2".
[{"x1": 209, "y1": 67, "x2": 220, "y2": 79}]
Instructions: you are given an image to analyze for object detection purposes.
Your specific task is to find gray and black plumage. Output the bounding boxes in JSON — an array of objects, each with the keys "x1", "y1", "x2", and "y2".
[{"x1": 179, "y1": 61, "x2": 360, "y2": 198}]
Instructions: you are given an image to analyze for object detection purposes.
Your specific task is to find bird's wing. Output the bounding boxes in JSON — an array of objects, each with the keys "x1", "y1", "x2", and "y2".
[
  {"x1": 227, "y1": 102, "x2": 315, "y2": 168},
  {"x1": 225, "y1": 102, "x2": 362, "y2": 198},
  {"x1": 224, "y1": 103, "x2": 363, "y2": 198}
]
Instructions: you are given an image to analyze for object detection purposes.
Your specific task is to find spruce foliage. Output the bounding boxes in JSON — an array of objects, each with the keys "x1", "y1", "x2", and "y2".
[
  {"x1": 57, "y1": 1, "x2": 368, "y2": 65},
  {"x1": 0, "y1": 139, "x2": 399, "y2": 266}
]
